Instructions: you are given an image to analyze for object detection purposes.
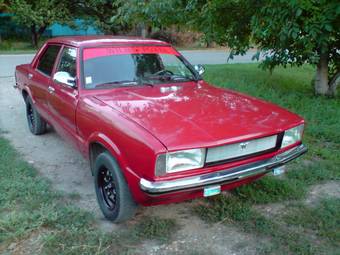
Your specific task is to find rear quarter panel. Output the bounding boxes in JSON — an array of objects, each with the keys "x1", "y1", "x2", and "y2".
[
  {"x1": 15, "y1": 42, "x2": 46, "y2": 98},
  {"x1": 15, "y1": 64, "x2": 30, "y2": 94},
  {"x1": 15, "y1": 49, "x2": 52, "y2": 124}
]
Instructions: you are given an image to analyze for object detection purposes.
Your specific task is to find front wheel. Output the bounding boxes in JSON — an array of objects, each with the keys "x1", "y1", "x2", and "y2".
[{"x1": 94, "y1": 151, "x2": 137, "y2": 222}]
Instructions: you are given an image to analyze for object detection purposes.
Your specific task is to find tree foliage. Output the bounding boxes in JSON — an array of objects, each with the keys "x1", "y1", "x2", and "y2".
[
  {"x1": 184, "y1": 0, "x2": 340, "y2": 96},
  {"x1": 252, "y1": 0, "x2": 340, "y2": 96},
  {"x1": 7, "y1": 0, "x2": 73, "y2": 47},
  {"x1": 114, "y1": 0, "x2": 186, "y2": 37},
  {"x1": 73, "y1": 0, "x2": 129, "y2": 35},
  {"x1": 5, "y1": 0, "x2": 339, "y2": 96},
  {"x1": 185, "y1": 0, "x2": 256, "y2": 51}
]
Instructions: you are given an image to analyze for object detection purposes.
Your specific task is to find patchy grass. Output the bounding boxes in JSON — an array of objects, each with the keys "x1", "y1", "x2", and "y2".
[
  {"x1": 204, "y1": 64, "x2": 340, "y2": 185},
  {"x1": 134, "y1": 216, "x2": 178, "y2": 241},
  {"x1": 204, "y1": 64, "x2": 340, "y2": 141},
  {"x1": 1, "y1": 63, "x2": 338, "y2": 254},
  {"x1": 195, "y1": 64, "x2": 340, "y2": 254},
  {"x1": 284, "y1": 198, "x2": 340, "y2": 246},
  {"x1": 0, "y1": 39, "x2": 39, "y2": 54},
  {"x1": 194, "y1": 195, "x2": 318, "y2": 255},
  {"x1": 232, "y1": 175, "x2": 307, "y2": 204},
  {"x1": 195, "y1": 195, "x2": 339, "y2": 254},
  {"x1": 0, "y1": 137, "x2": 178, "y2": 254},
  {"x1": 203, "y1": 64, "x2": 340, "y2": 205}
]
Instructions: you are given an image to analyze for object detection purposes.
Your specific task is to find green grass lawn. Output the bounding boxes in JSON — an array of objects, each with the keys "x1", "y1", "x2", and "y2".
[
  {"x1": 0, "y1": 64, "x2": 339, "y2": 254},
  {"x1": 0, "y1": 137, "x2": 177, "y2": 254},
  {"x1": 196, "y1": 64, "x2": 340, "y2": 254},
  {"x1": 0, "y1": 40, "x2": 38, "y2": 54}
]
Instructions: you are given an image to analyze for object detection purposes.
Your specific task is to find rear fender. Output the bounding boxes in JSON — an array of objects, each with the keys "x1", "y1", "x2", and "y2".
[{"x1": 21, "y1": 85, "x2": 35, "y2": 103}]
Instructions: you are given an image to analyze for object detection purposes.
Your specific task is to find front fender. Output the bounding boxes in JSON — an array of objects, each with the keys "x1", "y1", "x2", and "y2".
[
  {"x1": 85, "y1": 131, "x2": 151, "y2": 204},
  {"x1": 86, "y1": 132, "x2": 130, "y2": 175}
]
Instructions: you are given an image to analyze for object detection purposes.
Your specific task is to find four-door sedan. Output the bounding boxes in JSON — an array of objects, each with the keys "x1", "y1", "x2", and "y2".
[{"x1": 15, "y1": 36, "x2": 307, "y2": 222}]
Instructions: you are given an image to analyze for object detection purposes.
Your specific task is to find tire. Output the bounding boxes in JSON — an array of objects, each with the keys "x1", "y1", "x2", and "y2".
[
  {"x1": 94, "y1": 151, "x2": 137, "y2": 222},
  {"x1": 25, "y1": 96, "x2": 47, "y2": 135}
]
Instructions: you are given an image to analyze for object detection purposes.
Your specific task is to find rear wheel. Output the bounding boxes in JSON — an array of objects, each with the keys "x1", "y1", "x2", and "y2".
[
  {"x1": 25, "y1": 96, "x2": 47, "y2": 135},
  {"x1": 94, "y1": 151, "x2": 137, "y2": 222}
]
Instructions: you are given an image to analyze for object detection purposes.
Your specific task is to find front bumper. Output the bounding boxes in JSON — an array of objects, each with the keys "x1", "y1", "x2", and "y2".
[{"x1": 140, "y1": 144, "x2": 307, "y2": 195}]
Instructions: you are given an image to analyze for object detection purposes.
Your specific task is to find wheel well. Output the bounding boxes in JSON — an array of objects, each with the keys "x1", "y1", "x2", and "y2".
[
  {"x1": 89, "y1": 142, "x2": 108, "y2": 174},
  {"x1": 22, "y1": 90, "x2": 29, "y2": 101}
]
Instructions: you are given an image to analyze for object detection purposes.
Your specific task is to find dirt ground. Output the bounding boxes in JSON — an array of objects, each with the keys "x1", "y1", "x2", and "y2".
[
  {"x1": 0, "y1": 75, "x2": 263, "y2": 254},
  {"x1": 1, "y1": 74, "x2": 339, "y2": 254}
]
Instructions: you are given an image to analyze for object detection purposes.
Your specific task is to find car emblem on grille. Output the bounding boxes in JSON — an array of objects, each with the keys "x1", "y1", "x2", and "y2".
[{"x1": 240, "y1": 142, "x2": 249, "y2": 150}]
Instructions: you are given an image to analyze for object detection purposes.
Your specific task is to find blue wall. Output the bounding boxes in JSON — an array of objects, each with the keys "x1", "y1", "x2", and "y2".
[
  {"x1": 45, "y1": 19, "x2": 102, "y2": 36},
  {"x1": 0, "y1": 14, "x2": 102, "y2": 38}
]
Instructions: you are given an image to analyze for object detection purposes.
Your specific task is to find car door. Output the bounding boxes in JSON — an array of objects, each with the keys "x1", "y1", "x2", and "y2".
[
  {"x1": 30, "y1": 44, "x2": 61, "y2": 120},
  {"x1": 48, "y1": 45, "x2": 79, "y2": 147}
]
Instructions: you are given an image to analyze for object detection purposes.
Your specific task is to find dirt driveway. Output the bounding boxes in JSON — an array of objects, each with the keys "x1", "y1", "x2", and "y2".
[{"x1": 0, "y1": 66, "x2": 259, "y2": 254}]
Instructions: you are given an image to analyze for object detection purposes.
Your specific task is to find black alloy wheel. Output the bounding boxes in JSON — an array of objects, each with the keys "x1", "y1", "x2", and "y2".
[
  {"x1": 98, "y1": 167, "x2": 117, "y2": 210},
  {"x1": 94, "y1": 151, "x2": 137, "y2": 222}
]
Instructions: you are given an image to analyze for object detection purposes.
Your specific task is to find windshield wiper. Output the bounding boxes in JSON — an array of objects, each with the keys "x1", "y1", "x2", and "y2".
[
  {"x1": 138, "y1": 77, "x2": 154, "y2": 87},
  {"x1": 95, "y1": 80, "x2": 138, "y2": 88},
  {"x1": 170, "y1": 74, "x2": 195, "y2": 81},
  {"x1": 145, "y1": 74, "x2": 195, "y2": 82}
]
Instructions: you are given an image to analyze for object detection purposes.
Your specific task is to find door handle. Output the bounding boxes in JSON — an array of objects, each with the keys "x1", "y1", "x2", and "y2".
[
  {"x1": 48, "y1": 86, "x2": 55, "y2": 94},
  {"x1": 28, "y1": 73, "x2": 33, "y2": 79}
]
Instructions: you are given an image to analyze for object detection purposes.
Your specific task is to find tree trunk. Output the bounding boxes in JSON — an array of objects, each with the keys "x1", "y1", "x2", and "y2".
[
  {"x1": 38, "y1": 25, "x2": 47, "y2": 38},
  {"x1": 31, "y1": 25, "x2": 38, "y2": 48},
  {"x1": 31, "y1": 25, "x2": 46, "y2": 48},
  {"x1": 328, "y1": 71, "x2": 340, "y2": 97},
  {"x1": 314, "y1": 53, "x2": 329, "y2": 95},
  {"x1": 139, "y1": 23, "x2": 147, "y2": 38},
  {"x1": 147, "y1": 25, "x2": 152, "y2": 38}
]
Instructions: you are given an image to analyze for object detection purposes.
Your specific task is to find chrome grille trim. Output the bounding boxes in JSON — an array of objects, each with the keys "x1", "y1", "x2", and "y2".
[
  {"x1": 140, "y1": 144, "x2": 307, "y2": 195},
  {"x1": 206, "y1": 135, "x2": 278, "y2": 163}
]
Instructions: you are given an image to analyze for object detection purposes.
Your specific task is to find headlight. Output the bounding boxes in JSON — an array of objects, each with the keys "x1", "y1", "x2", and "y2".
[
  {"x1": 281, "y1": 124, "x2": 304, "y2": 148},
  {"x1": 155, "y1": 148, "x2": 205, "y2": 176}
]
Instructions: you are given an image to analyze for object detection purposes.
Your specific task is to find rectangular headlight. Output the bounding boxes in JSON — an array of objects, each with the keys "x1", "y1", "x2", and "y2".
[
  {"x1": 281, "y1": 124, "x2": 304, "y2": 148},
  {"x1": 155, "y1": 148, "x2": 205, "y2": 176}
]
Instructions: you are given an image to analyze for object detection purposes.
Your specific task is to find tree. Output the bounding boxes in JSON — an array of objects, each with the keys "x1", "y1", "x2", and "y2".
[
  {"x1": 72, "y1": 0, "x2": 130, "y2": 35},
  {"x1": 7, "y1": 0, "x2": 73, "y2": 47},
  {"x1": 115, "y1": 0, "x2": 186, "y2": 37},
  {"x1": 184, "y1": 0, "x2": 340, "y2": 96},
  {"x1": 0, "y1": 0, "x2": 5, "y2": 42}
]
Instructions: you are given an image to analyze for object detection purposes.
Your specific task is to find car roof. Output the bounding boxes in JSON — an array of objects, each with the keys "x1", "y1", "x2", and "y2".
[{"x1": 46, "y1": 35, "x2": 170, "y2": 47}]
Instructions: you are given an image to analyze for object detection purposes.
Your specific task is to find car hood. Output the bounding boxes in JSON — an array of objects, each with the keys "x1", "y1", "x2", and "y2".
[{"x1": 94, "y1": 81, "x2": 303, "y2": 150}]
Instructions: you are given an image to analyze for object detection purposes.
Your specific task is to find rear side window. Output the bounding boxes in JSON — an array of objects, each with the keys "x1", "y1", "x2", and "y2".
[{"x1": 37, "y1": 45, "x2": 61, "y2": 76}]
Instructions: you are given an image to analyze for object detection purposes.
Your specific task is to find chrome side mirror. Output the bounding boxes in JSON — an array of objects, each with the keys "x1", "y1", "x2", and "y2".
[
  {"x1": 53, "y1": 71, "x2": 76, "y2": 88},
  {"x1": 194, "y1": 64, "x2": 205, "y2": 76}
]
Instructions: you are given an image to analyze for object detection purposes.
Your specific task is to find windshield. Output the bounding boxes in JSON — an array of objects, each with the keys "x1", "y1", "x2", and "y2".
[{"x1": 82, "y1": 46, "x2": 197, "y2": 89}]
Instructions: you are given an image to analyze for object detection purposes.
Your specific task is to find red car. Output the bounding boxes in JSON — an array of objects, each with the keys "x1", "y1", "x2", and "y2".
[{"x1": 15, "y1": 36, "x2": 307, "y2": 222}]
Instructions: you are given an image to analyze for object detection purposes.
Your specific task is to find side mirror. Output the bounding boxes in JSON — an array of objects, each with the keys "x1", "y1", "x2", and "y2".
[
  {"x1": 194, "y1": 64, "x2": 205, "y2": 76},
  {"x1": 53, "y1": 71, "x2": 76, "y2": 88}
]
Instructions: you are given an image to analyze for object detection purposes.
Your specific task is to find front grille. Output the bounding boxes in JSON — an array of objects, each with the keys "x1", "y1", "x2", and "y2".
[{"x1": 206, "y1": 134, "x2": 280, "y2": 166}]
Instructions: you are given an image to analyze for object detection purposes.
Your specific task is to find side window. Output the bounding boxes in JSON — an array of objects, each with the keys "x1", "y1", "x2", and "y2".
[
  {"x1": 37, "y1": 45, "x2": 61, "y2": 76},
  {"x1": 56, "y1": 47, "x2": 77, "y2": 78}
]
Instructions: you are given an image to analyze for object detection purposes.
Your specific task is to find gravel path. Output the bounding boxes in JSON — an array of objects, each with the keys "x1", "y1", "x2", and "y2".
[{"x1": 0, "y1": 53, "x2": 260, "y2": 254}]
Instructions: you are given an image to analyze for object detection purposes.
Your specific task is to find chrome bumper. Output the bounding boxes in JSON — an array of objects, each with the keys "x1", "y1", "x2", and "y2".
[{"x1": 140, "y1": 144, "x2": 307, "y2": 195}]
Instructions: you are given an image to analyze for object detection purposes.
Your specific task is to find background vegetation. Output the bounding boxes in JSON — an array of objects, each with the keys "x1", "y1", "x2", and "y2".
[
  {"x1": 1, "y1": 64, "x2": 339, "y2": 254},
  {"x1": 1, "y1": 0, "x2": 339, "y2": 96},
  {"x1": 0, "y1": 1, "x2": 339, "y2": 253},
  {"x1": 195, "y1": 64, "x2": 340, "y2": 254}
]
